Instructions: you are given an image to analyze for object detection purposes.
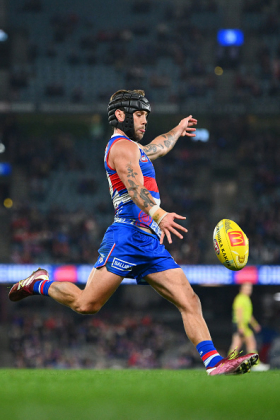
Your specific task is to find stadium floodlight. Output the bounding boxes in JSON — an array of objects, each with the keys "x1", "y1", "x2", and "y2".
[
  {"x1": 192, "y1": 128, "x2": 209, "y2": 142},
  {"x1": 217, "y1": 29, "x2": 244, "y2": 46},
  {"x1": 0, "y1": 29, "x2": 8, "y2": 42},
  {"x1": 274, "y1": 293, "x2": 280, "y2": 301},
  {"x1": 0, "y1": 163, "x2": 11, "y2": 175}
]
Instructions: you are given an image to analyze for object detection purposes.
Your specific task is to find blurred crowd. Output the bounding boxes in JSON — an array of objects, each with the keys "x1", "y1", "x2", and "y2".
[
  {"x1": 10, "y1": 206, "x2": 101, "y2": 264},
  {"x1": 233, "y1": 1, "x2": 280, "y2": 101},
  {"x1": 9, "y1": 0, "x2": 212, "y2": 105},
  {"x1": 7, "y1": 131, "x2": 102, "y2": 264},
  {"x1": 9, "y1": 0, "x2": 219, "y2": 105},
  {"x1": 8, "y1": 0, "x2": 280, "y2": 105},
  {"x1": 237, "y1": 130, "x2": 280, "y2": 264},
  {"x1": 9, "y1": 311, "x2": 198, "y2": 369},
  {"x1": 233, "y1": 41, "x2": 280, "y2": 102}
]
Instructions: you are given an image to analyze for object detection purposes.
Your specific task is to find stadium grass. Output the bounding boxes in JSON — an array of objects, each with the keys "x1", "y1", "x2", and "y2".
[{"x1": 0, "y1": 369, "x2": 279, "y2": 420}]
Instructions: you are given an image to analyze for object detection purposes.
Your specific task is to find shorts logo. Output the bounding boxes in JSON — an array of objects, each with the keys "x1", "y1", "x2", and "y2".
[
  {"x1": 112, "y1": 258, "x2": 136, "y2": 271},
  {"x1": 98, "y1": 257, "x2": 104, "y2": 263},
  {"x1": 228, "y1": 231, "x2": 246, "y2": 247}
]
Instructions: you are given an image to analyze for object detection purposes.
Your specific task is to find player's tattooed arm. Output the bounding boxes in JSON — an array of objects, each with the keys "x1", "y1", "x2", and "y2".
[
  {"x1": 142, "y1": 142, "x2": 164, "y2": 157},
  {"x1": 159, "y1": 129, "x2": 178, "y2": 151},
  {"x1": 141, "y1": 115, "x2": 197, "y2": 160},
  {"x1": 127, "y1": 179, "x2": 155, "y2": 209},
  {"x1": 142, "y1": 129, "x2": 181, "y2": 160}
]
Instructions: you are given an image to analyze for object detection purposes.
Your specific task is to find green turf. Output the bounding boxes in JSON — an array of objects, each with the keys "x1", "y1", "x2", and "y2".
[{"x1": 0, "y1": 369, "x2": 279, "y2": 420}]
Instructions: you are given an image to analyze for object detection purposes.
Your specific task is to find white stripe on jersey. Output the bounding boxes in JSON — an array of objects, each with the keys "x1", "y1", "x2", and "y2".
[{"x1": 113, "y1": 190, "x2": 131, "y2": 209}]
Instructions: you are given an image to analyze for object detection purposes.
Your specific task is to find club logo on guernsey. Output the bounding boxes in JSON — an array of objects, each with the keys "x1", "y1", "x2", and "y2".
[
  {"x1": 138, "y1": 210, "x2": 151, "y2": 224},
  {"x1": 112, "y1": 258, "x2": 136, "y2": 271}
]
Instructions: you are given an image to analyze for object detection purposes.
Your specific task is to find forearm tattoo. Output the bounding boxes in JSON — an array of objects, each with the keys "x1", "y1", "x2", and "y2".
[
  {"x1": 143, "y1": 129, "x2": 178, "y2": 157},
  {"x1": 139, "y1": 188, "x2": 155, "y2": 208},
  {"x1": 143, "y1": 143, "x2": 164, "y2": 155},
  {"x1": 127, "y1": 179, "x2": 138, "y2": 200},
  {"x1": 127, "y1": 179, "x2": 155, "y2": 208},
  {"x1": 161, "y1": 129, "x2": 177, "y2": 149}
]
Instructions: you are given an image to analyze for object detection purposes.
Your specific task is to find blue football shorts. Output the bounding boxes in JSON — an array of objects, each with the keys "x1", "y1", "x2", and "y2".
[{"x1": 94, "y1": 222, "x2": 180, "y2": 284}]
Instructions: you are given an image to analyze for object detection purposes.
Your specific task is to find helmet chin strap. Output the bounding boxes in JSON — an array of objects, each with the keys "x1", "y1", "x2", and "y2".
[{"x1": 117, "y1": 113, "x2": 137, "y2": 140}]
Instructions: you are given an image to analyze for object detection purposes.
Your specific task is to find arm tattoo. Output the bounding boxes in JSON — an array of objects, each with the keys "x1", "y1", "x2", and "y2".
[
  {"x1": 162, "y1": 130, "x2": 177, "y2": 149},
  {"x1": 126, "y1": 164, "x2": 138, "y2": 178},
  {"x1": 127, "y1": 179, "x2": 138, "y2": 200},
  {"x1": 139, "y1": 188, "x2": 155, "y2": 208},
  {"x1": 143, "y1": 143, "x2": 164, "y2": 155},
  {"x1": 143, "y1": 129, "x2": 178, "y2": 158},
  {"x1": 127, "y1": 180, "x2": 155, "y2": 208}
]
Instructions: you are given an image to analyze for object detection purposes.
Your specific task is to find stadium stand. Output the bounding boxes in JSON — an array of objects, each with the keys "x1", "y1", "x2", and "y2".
[
  {"x1": 8, "y1": 309, "x2": 199, "y2": 369},
  {"x1": 8, "y1": 0, "x2": 220, "y2": 106},
  {"x1": 6, "y1": 0, "x2": 280, "y2": 109}
]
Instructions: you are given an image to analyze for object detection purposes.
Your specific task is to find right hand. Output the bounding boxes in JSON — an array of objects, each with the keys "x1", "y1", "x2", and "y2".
[{"x1": 159, "y1": 213, "x2": 188, "y2": 244}]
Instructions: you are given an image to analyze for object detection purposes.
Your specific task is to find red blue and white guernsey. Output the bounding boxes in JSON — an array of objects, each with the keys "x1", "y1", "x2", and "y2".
[{"x1": 105, "y1": 135, "x2": 161, "y2": 238}]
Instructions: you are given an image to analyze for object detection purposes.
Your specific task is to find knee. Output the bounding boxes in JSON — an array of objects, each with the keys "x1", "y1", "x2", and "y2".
[
  {"x1": 179, "y1": 291, "x2": 202, "y2": 315},
  {"x1": 74, "y1": 300, "x2": 102, "y2": 315}
]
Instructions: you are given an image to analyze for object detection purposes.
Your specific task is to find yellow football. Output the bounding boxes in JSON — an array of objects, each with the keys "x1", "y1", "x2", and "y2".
[{"x1": 213, "y1": 219, "x2": 249, "y2": 271}]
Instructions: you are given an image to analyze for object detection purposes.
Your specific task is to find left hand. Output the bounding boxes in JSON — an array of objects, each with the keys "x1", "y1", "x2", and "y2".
[
  {"x1": 159, "y1": 212, "x2": 188, "y2": 244},
  {"x1": 178, "y1": 115, "x2": 197, "y2": 137}
]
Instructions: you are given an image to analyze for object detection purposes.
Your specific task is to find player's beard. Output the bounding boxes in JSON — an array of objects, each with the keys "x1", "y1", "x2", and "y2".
[{"x1": 134, "y1": 128, "x2": 144, "y2": 143}]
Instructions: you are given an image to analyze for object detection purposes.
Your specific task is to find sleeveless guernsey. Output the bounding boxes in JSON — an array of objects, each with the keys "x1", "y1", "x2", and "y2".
[{"x1": 104, "y1": 135, "x2": 161, "y2": 238}]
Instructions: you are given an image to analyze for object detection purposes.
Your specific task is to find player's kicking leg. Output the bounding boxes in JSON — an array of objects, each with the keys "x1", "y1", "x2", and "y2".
[
  {"x1": 145, "y1": 268, "x2": 258, "y2": 375},
  {"x1": 9, "y1": 266, "x2": 123, "y2": 314},
  {"x1": 9, "y1": 268, "x2": 50, "y2": 301}
]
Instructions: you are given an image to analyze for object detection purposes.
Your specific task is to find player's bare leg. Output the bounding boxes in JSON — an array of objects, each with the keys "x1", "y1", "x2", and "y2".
[
  {"x1": 48, "y1": 266, "x2": 123, "y2": 314},
  {"x1": 9, "y1": 266, "x2": 123, "y2": 314},
  {"x1": 145, "y1": 268, "x2": 258, "y2": 374},
  {"x1": 145, "y1": 268, "x2": 211, "y2": 346}
]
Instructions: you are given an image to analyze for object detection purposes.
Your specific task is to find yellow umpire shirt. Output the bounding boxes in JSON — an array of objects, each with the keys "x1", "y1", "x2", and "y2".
[{"x1": 232, "y1": 293, "x2": 252, "y2": 326}]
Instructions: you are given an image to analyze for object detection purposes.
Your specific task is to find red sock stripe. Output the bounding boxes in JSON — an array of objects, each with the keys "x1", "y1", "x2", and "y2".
[
  {"x1": 40, "y1": 280, "x2": 48, "y2": 295},
  {"x1": 202, "y1": 350, "x2": 218, "y2": 362}
]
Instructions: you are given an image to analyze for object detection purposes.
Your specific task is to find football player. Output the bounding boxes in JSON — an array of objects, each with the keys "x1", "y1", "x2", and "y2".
[{"x1": 9, "y1": 90, "x2": 258, "y2": 375}]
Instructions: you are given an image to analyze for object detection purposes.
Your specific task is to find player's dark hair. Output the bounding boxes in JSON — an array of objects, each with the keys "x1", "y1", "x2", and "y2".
[{"x1": 107, "y1": 89, "x2": 151, "y2": 140}]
